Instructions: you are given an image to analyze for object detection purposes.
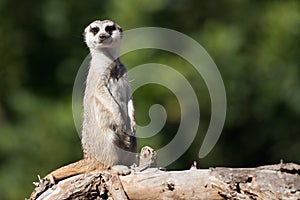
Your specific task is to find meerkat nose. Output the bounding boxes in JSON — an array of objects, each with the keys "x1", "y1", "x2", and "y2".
[{"x1": 99, "y1": 34, "x2": 108, "y2": 42}]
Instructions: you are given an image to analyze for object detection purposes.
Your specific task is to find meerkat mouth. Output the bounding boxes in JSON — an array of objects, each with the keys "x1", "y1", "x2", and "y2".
[
  {"x1": 98, "y1": 36, "x2": 112, "y2": 44},
  {"x1": 99, "y1": 38, "x2": 107, "y2": 43}
]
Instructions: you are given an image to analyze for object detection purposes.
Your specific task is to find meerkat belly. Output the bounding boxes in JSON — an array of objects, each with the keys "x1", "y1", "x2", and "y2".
[
  {"x1": 82, "y1": 108, "x2": 119, "y2": 166},
  {"x1": 85, "y1": 77, "x2": 132, "y2": 166}
]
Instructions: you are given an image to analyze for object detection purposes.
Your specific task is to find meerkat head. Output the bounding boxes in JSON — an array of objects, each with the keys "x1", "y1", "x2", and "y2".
[{"x1": 84, "y1": 20, "x2": 123, "y2": 51}]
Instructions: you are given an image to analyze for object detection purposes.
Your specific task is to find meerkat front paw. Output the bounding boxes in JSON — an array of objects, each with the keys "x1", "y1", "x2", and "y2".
[{"x1": 110, "y1": 165, "x2": 131, "y2": 175}]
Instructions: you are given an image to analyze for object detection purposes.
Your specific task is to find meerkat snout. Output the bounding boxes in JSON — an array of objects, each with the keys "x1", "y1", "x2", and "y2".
[{"x1": 99, "y1": 34, "x2": 109, "y2": 42}]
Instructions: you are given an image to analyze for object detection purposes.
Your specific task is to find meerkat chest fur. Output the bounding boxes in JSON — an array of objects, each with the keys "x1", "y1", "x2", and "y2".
[{"x1": 81, "y1": 20, "x2": 137, "y2": 167}]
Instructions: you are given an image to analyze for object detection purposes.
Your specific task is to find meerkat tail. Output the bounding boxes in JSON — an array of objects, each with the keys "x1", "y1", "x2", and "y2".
[{"x1": 45, "y1": 159, "x2": 108, "y2": 181}]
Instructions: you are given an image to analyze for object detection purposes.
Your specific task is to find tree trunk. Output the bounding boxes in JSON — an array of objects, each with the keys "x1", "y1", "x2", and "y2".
[{"x1": 29, "y1": 162, "x2": 300, "y2": 200}]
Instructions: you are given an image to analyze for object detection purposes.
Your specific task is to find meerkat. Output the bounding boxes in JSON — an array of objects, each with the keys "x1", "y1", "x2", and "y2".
[{"x1": 44, "y1": 20, "x2": 137, "y2": 181}]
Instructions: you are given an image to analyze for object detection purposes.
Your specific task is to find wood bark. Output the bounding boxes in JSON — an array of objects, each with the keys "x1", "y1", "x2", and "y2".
[{"x1": 29, "y1": 162, "x2": 300, "y2": 200}]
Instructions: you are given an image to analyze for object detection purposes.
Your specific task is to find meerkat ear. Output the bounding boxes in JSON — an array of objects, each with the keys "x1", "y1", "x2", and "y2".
[
  {"x1": 82, "y1": 27, "x2": 88, "y2": 38},
  {"x1": 82, "y1": 25, "x2": 90, "y2": 38},
  {"x1": 116, "y1": 24, "x2": 123, "y2": 33},
  {"x1": 116, "y1": 24, "x2": 123, "y2": 38}
]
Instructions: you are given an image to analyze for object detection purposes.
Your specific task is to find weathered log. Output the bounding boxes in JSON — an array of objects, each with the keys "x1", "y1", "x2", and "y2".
[{"x1": 29, "y1": 162, "x2": 300, "y2": 200}]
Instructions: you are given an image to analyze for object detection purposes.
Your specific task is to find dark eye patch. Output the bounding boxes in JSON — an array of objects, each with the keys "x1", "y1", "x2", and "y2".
[
  {"x1": 90, "y1": 26, "x2": 99, "y2": 35},
  {"x1": 105, "y1": 25, "x2": 116, "y2": 34}
]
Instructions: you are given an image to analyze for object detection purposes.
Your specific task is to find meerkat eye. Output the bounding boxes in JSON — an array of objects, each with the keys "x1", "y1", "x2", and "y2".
[
  {"x1": 90, "y1": 26, "x2": 99, "y2": 35},
  {"x1": 105, "y1": 25, "x2": 116, "y2": 34}
]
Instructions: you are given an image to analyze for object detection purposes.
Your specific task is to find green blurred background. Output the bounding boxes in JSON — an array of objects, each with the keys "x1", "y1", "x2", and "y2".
[{"x1": 0, "y1": 0, "x2": 299, "y2": 199}]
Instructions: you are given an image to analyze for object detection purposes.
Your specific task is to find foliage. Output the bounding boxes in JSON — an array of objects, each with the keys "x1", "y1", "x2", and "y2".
[{"x1": 0, "y1": 0, "x2": 299, "y2": 199}]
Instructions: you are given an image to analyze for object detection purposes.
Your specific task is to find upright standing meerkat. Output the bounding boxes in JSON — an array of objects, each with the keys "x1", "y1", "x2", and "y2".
[{"x1": 45, "y1": 19, "x2": 137, "y2": 181}]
